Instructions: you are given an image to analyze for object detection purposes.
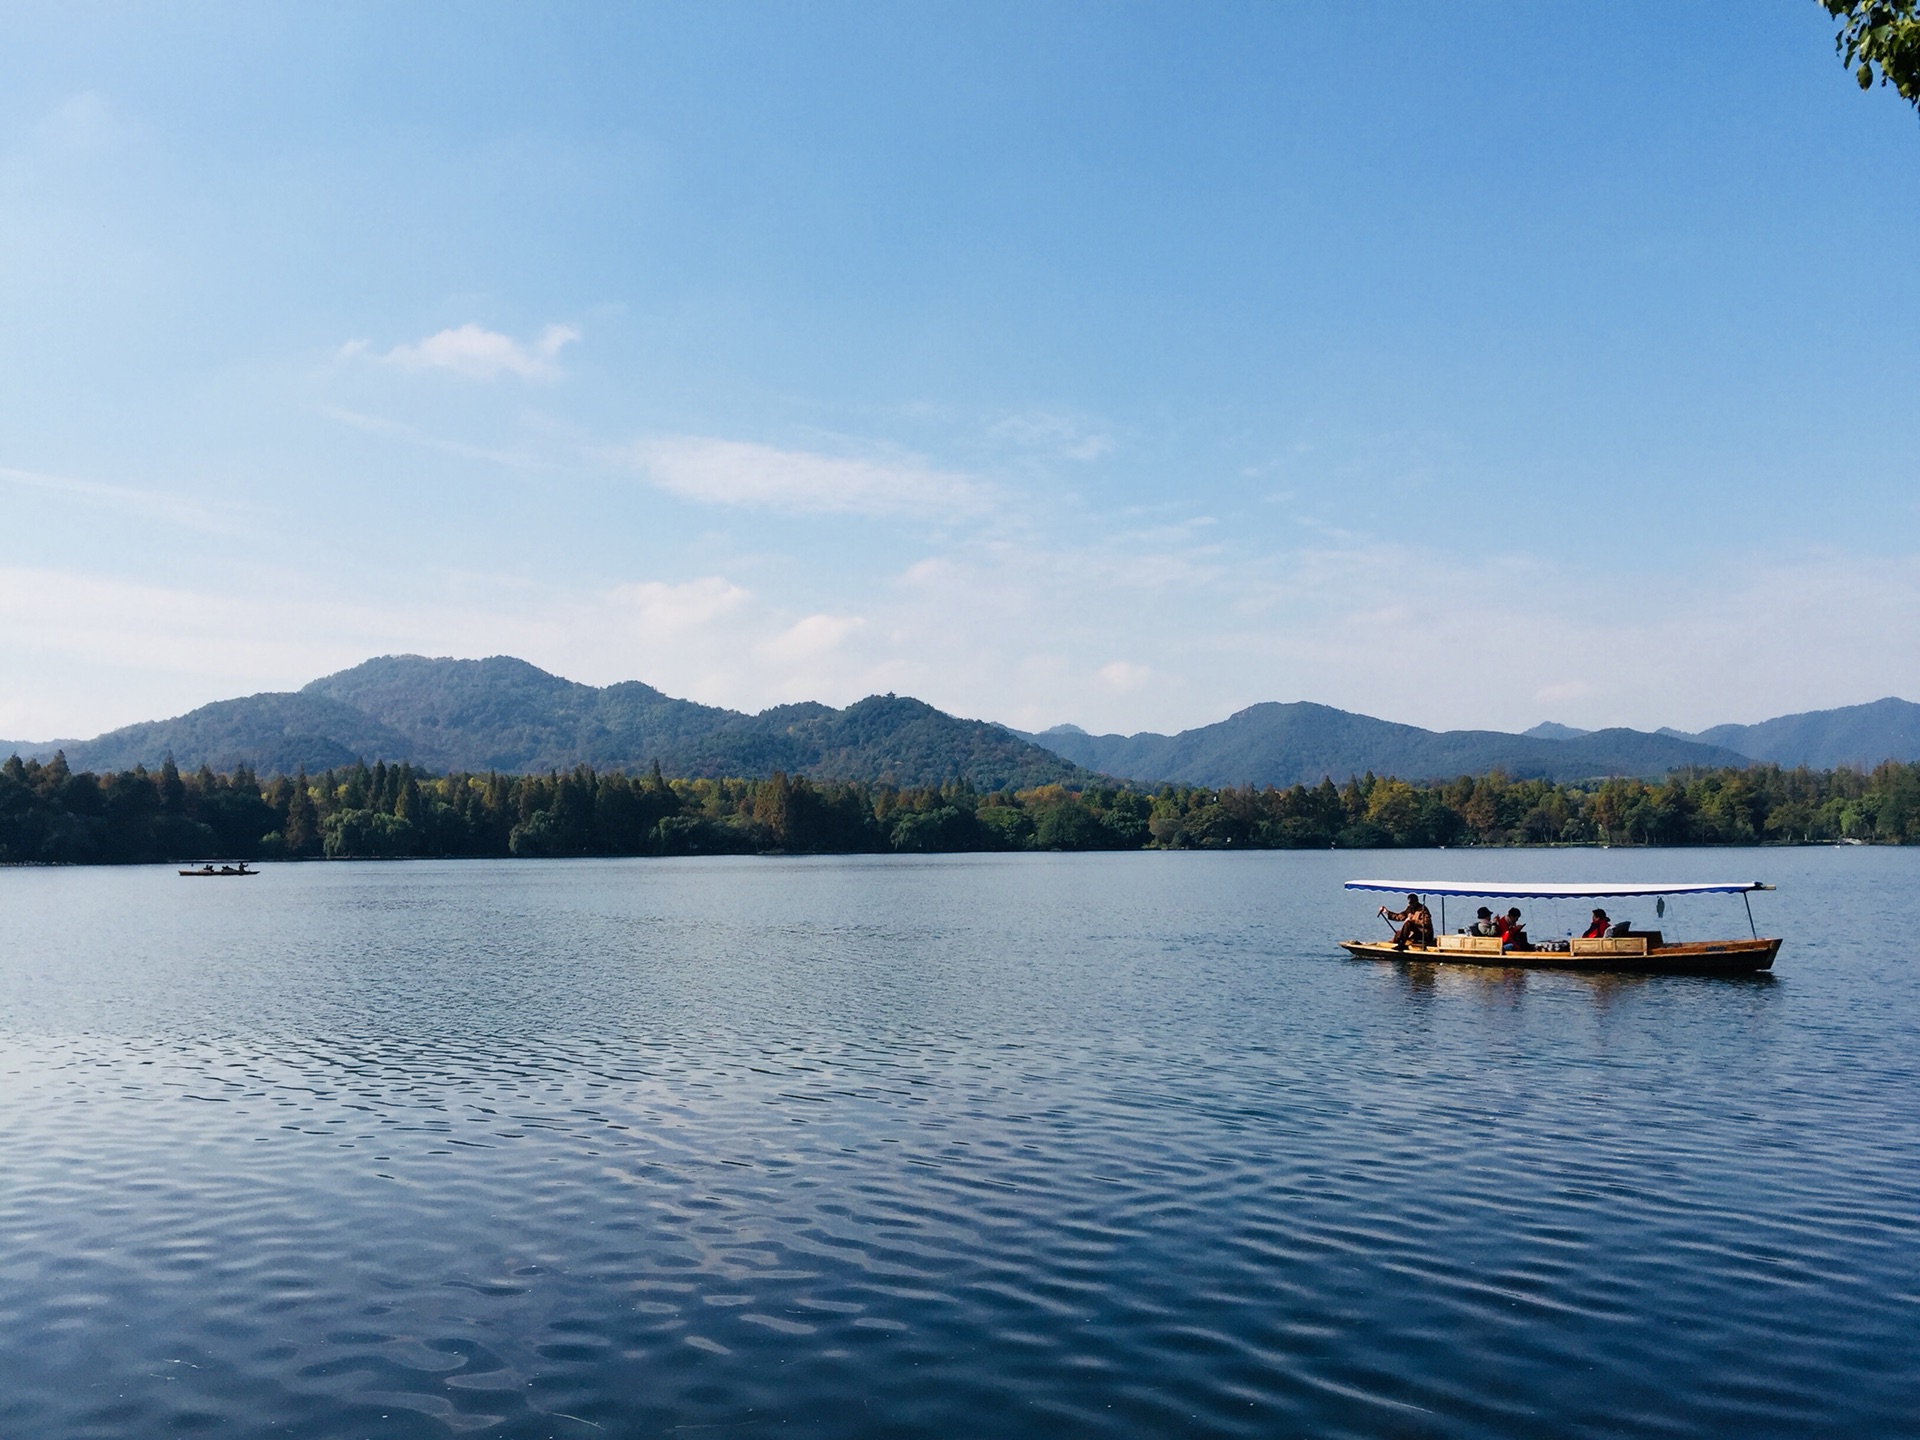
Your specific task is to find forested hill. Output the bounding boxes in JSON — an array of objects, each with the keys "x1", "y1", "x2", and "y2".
[
  {"x1": 1021, "y1": 702, "x2": 1753, "y2": 787},
  {"x1": 12, "y1": 656, "x2": 1920, "y2": 788},
  {"x1": 2, "y1": 693, "x2": 419, "y2": 780},
  {"x1": 1660, "y1": 698, "x2": 1920, "y2": 771},
  {"x1": 10, "y1": 656, "x2": 1086, "y2": 791}
]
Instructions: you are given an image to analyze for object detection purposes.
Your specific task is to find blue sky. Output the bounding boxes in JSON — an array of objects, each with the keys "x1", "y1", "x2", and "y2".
[{"x1": 3, "y1": 2, "x2": 1917, "y2": 741}]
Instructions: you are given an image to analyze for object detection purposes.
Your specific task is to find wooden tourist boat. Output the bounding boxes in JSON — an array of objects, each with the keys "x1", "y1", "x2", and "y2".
[
  {"x1": 178, "y1": 862, "x2": 258, "y2": 877},
  {"x1": 1339, "y1": 880, "x2": 1780, "y2": 975}
]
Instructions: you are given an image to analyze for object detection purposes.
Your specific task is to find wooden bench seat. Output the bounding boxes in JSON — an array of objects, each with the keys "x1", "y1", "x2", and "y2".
[
  {"x1": 1436, "y1": 934, "x2": 1504, "y2": 954},
  {"x1": 1570, "y1": 935, "x2": 1650, "y2": 957}
]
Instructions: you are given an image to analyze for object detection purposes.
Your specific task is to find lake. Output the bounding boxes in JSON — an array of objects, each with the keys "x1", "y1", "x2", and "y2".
[{"x1": 2, "y1": 849, "x2": 1915, "y2": 1437}]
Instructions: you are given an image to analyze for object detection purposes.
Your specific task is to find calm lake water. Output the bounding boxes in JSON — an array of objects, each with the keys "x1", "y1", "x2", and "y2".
[{"x1": 2, "y1": 849, "x2": 1916, "y2": 1438}]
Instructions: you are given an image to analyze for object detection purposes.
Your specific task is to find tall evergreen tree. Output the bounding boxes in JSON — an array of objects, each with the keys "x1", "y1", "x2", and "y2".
[
  {"x1": 397, "y1": 774, "x2": 423, "y2": 827},
  {"x1": 285, "y1": 767, "x2": 319, "y2": 856},
  {"x1": 159, "y1": 755, "x2": 185, "y2": 813},
  {"x1": 342, "y1": 762, "x2": 369, "y2": 810}
]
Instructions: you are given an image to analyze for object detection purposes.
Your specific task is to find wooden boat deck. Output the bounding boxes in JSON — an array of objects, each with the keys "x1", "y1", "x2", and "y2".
[{"x1": 1338, "y1": 936, "x2": 1780, "y2": 975}]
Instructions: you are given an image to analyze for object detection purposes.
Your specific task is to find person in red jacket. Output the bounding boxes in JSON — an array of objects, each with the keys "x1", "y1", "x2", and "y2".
[
  {"x1": 1583, "y1": 908, "x2": 1611, "y2": 938},
  {"x1": 1495, "y1": 907, "x2": 1531, "y2": 951}
]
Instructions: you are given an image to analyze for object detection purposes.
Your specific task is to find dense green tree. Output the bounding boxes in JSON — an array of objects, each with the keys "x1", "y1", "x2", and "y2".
[
  {"x1": 13, "y1": 747, "x2": 1920, "y2": 864},
  {"x1": 158, "y1": 755, "x2": 185, "y2": 814},
  {"x1": 284, "y1": 768, "x2": 320, "y2": 856}
]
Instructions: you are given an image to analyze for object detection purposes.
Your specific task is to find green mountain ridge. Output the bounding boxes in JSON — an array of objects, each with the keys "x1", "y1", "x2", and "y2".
[
  {"x1": 9, "y1": 657, "x2": 1920, "y2": 788},
  {"x1": 1658, "y1": 697, "x2": 1920, "y2": 770},
  {"x1": 1015, "y1": 702, "x2": 1756, "y2": 786},
  {"x1": 8, "y1": 655, "x2": 1087, "y2": 791}
]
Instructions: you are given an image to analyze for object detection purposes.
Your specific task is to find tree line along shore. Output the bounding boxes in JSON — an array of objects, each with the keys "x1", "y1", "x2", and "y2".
[{"x1": 2, "y1": 751, "x2": 1918, "y2": 865}]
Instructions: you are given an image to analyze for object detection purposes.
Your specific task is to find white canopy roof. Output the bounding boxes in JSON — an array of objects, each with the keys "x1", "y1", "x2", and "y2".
[{"x1": 1344, "y1": 880, "x2": 1773, "y2": 899}]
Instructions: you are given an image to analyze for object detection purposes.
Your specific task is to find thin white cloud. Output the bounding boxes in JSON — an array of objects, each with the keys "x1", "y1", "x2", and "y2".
[
  {"x1": 343, "y1": 323, "x2": 580, "y2": 381},
  {"x1": 758, "y1": 613, "x2": 865, "y2": 665},
  {"x1": 606, "y1": 577, "x2": 751, "y2": 637},
  {"x1": 31, "y1": 91, "x2": 140, "y2": 156},
  {"x1": 0, "y1": 563, "x2": 876, "y2": 738},
  {"x1": 1099, "y1": 661, "x2": 1153, "y2": 692},
  {"x1": 990, "y1": 411, "x2": 1113, "y2": 461},
  {"x1": 630, "y1": 436, "x2": 989, "y2": 518},
  {"x1": 1533, "y1": 681, "x2": 1594, "y2": 707},
  {"x1": 0, "y1": 464, "x2": 255, "y2": 537},
  {"x1": 8, "y1": 537, "x2": 1920, "y2": 748},
  {"x1": 864, "y1": 535, "x2": 1920, "y2": 737},
  {"x1": 320, "y1": 407, "x2": 550, "y2": 469}
]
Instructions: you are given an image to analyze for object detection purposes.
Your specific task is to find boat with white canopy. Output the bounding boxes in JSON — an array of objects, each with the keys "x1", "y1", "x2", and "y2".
[{"x1": 1340, "y1": 879, "x2": 1781, "y2": 974}]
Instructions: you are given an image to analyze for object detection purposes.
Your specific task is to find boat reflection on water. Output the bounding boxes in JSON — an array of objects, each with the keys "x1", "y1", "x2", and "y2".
[
  {"x1": 1381, "y1": 956, "x2": 1777, "y2": 1006},
  {"x1": 1387, "y1": 958, "x2": 1530, "y2": 1000}
]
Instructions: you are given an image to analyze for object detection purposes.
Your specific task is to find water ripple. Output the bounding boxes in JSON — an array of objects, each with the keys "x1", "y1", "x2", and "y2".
[{"x1": 1, "y1": 850, "x2": 1917, "y2": 1436}]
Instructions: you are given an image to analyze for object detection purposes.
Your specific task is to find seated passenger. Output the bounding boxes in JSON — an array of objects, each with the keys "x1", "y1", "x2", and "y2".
[
  {"x1": 1495, "y1": 906, "x2": 1531, "y2": 951},
  {"x1": 1380, "y1": 893, "x2": 1434, "y2": 951},
  {"x1": 1468, "y1": 906, "x2": 1499, "y2": 937},
  {"x1": 1583, "y1": 908, "x2": 1610, "y2": 939}
]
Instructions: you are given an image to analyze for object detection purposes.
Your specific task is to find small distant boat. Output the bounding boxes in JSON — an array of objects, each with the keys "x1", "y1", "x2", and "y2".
[
  {"x1": 1339, "y1": 879, "x2": 1780, "y2": 975},
  {"x1": 178, "y1": 862, "x2": 258, "y2": 878}
]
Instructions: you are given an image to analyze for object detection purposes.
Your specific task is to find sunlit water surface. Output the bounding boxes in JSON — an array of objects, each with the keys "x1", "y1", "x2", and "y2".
[{"x1": 2, "y1": 850, "x2": 1916, "y2": 1438}]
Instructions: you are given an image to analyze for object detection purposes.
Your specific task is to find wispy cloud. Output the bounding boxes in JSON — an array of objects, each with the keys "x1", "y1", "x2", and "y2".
[
  {"x1": 630, "y1": 436, "x2": 990, "y2": 518},
  {"x1": 758, "y1": 613, "x2": 864, "y2": 665},
  {"x1": 0, "y1": 464, "x2": 254, "y2": 537},
  {"x1": 31, "y1": 91, "x2": 141, "y2": 156},
  {"x1": 342, "y1": 323, "x2": 580, "y2": 381},
  {"x1": 320, "y1": 407, "x2": 550, "y2": 469},
  {"x1": 0, "y1": 562, "x2": 878, "y2": 737},
  {"x1": 989, "y1": 410, "x2": 1113, "y2": 461},
  {"x1": 1099, "y1": 661, "x2": 1153, "y2": 692},
  {"x1": 8, "y1": 541, "x2": 1920, "y2": 744},
  {"x1": 605, "y1": 577, "x2": 751, "y2": 637}
]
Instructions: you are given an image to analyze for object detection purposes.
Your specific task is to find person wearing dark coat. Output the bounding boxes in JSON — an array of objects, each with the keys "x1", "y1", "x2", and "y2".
[{"x1": 1380, "y1": 893, "x2": 1434, "y2": 951}]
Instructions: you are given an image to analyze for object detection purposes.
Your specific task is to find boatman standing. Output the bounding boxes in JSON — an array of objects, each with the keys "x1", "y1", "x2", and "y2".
[{"x1": 1380, "y1": 893, "x2": 1434, "y2": 950}]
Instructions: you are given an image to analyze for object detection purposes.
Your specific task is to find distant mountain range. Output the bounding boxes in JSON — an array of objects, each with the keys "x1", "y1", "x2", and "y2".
[
  {"x1": 4, "y1": 656, "x2": 1087, "y2": 791},
  {"x1": 1659, "y1": 697, "x2": 1920, "y2": 771},
  {"x1": 7, "y1": 655, "x2": 1920, "y2": 788},
  {"x1": 1019, "y1": 703, "x2": 1754, "y2": 787},
  {"x1": 1023, "y1": 697, "x2": 1920, "y2": 786}
]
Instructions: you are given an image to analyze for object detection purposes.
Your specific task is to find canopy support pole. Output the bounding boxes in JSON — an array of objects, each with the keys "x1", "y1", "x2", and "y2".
[
  {"x1": 1743, "y1": 892, "x2": 1757, "y2": 939},
  {"x1": 1440, "y1": 897, "x2": 1446, "y2": 934}
]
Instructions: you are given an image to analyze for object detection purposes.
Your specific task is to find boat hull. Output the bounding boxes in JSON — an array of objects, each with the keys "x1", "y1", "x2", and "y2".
[{"x1": 1338, "y1": 937, "x2": 1780, "y2": 975}]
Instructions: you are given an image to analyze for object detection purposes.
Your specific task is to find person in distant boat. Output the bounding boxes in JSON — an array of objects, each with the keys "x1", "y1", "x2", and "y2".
[
  {"x1": 1495, "y1": 906, "x2": 1531, "y2": 950},
  {"x1": 1583, "y1": 908, "x2": 1611, "y2": 939},
  {"x1": 1380, "y1": 893, "x2": 1434, "y2": 950},
  {"x1": 1468, "y1": 906, "x2": 1499, "y2": 937}
]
